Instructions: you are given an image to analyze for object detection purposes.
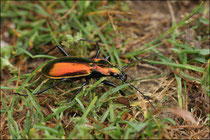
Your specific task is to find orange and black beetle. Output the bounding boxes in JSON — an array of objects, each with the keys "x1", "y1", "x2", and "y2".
[{"x1": 13, "y1": 39, "x2": 154, "y2": 109}]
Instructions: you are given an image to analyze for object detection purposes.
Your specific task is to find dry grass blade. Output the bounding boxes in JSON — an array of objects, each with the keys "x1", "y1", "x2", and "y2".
[
  {"x1": 85, "y1": 10, "x2": 138, "y2": 16},
  {"x1": 164, "y1": 107, "x2": 197, "y2": 125},
  {"x1": 107, "y1": 10, "x2": 117, "y2": 32},
  {"x1": 59, "y1": 0, "x2": 79, "y2": 20}
]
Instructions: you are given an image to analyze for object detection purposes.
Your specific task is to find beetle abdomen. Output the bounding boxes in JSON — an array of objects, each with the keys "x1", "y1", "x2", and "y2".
[
  {"x1": 49, "y1": 63, "x2": 92, "y2": 76},
  {"x1": 42, "y1": 57, "x2": 94, "y2": 79}
]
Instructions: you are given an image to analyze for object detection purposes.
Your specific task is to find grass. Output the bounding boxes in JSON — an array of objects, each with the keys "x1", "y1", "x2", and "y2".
[{"x1": 1, "y1": 1, "x2": 209, "y2": 139}]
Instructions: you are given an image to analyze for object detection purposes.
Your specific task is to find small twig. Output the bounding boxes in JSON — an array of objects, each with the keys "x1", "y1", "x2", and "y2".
[
  {"x1": 167, "y1": 0, "x2": 179, "y2": 34},
  {"x1": 167, "y1": 1, "x2": 176, "y2": 23},
  {"x1": 85, "y1": 10, "x2": 138, "y2": 16},
  {"x1": 90, "y1": 21, "x2": 109, "y2": 39},
  {"x1": 59, "y1": 0, "x2": 79, "y2": 20},
  {"x1": 168, "y1": 66, "x2": 194, "y2": 83},
  {"x1": 59, "y1": 85, "x2": 90, "y2": 97},
  {"x1": 124, "y1": 33, "x2": 151, "y2": 49},
  {"x1": 107, "y1": 10, "x2": 117, "y2": 32},
  {"x1": 14, "y1": 54, "x2": 23, "y2": 92},
  {"x1": 156, "y1": 78, "x2": 175, "y2": 100}
]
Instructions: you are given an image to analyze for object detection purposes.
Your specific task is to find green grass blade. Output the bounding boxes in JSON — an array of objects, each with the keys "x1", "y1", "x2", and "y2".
[
  {"x1": 175, "y1": 75, "x2": 183, "y2": 108},
  {"x1": 68, "y1": 96, "x2": 98, "y2": 139},
  {"x1": 146, "y1": 60, "x2": 204, "y2": 73},
  {"x1": 109, "y1": 100, "x2": 115, "y2": 122}
]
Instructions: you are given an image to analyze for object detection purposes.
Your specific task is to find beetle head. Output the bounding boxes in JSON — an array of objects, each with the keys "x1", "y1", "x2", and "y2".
[{"x1": 111, "y1": 70, "x2": 127, "y2": 82}]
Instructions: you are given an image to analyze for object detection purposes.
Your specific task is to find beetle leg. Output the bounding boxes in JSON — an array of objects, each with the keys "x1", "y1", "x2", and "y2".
[
  {"x1": 105, "y1": 56, "x2": 110, "y2": 61},
  {"x1": 45, "y1": 45, "x2": 69, "y2": 56},
  {"x1": 45, "y1": 46, "x2": 57, "y2": 54},
  {"x1": 79, "y1": 39, "x2": 100, "y2": 58},
  {"x1": 57, "y1": 45, "x2": 69, "y2": 56},
  {"x1": 32, "y1": 78, "x2": 68, "y2": 95},
  {"x1": 102, "y1": 80, "x2": 125, "y2": 96},
  {"x1": 94, "y1": 41, "x2": 100, "y2": 58},
  {"x1": 79, "y1": 38, "x2": 96, "y2": 43},
  {"x1": 69, "y1": 79, "x2": 89, "y2": 102},
  {"x1": 12, "y1": 78, "x2": 68, "y2": 96}
]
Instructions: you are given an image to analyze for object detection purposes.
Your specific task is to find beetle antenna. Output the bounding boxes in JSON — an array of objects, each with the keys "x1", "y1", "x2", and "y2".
[
  {"x1": 121, "y1": 54, "x2": 152, "y2": 70},
  {"x1": 118, "y1": 73, "x2": 155, "y2": 110},
  {"x1": 126, "y1": 74, "x2": 135, "y2": 83},
  {"x1": 11, "y1": 79, "x2": 67, "y2": 97},
  {"x1": 11, "y1": 92, "x2": 28, "y2": 96},
  {"x1": 126, "y1": 81, "x2": 155, "y2": 110}
]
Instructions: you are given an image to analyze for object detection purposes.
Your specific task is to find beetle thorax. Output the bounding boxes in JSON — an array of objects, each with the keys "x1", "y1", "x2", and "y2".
[
  {"x1": 93, "y1": 58, "x2": 121, "y2": 76},
  {"x1": 93, "y1": 65, "x2": 120, "y2": 76}
]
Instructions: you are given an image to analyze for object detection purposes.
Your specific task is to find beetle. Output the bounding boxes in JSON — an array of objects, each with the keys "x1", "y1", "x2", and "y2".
[{"x1": 13, "y1": 39, "x2": 154, "y2": 109}]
